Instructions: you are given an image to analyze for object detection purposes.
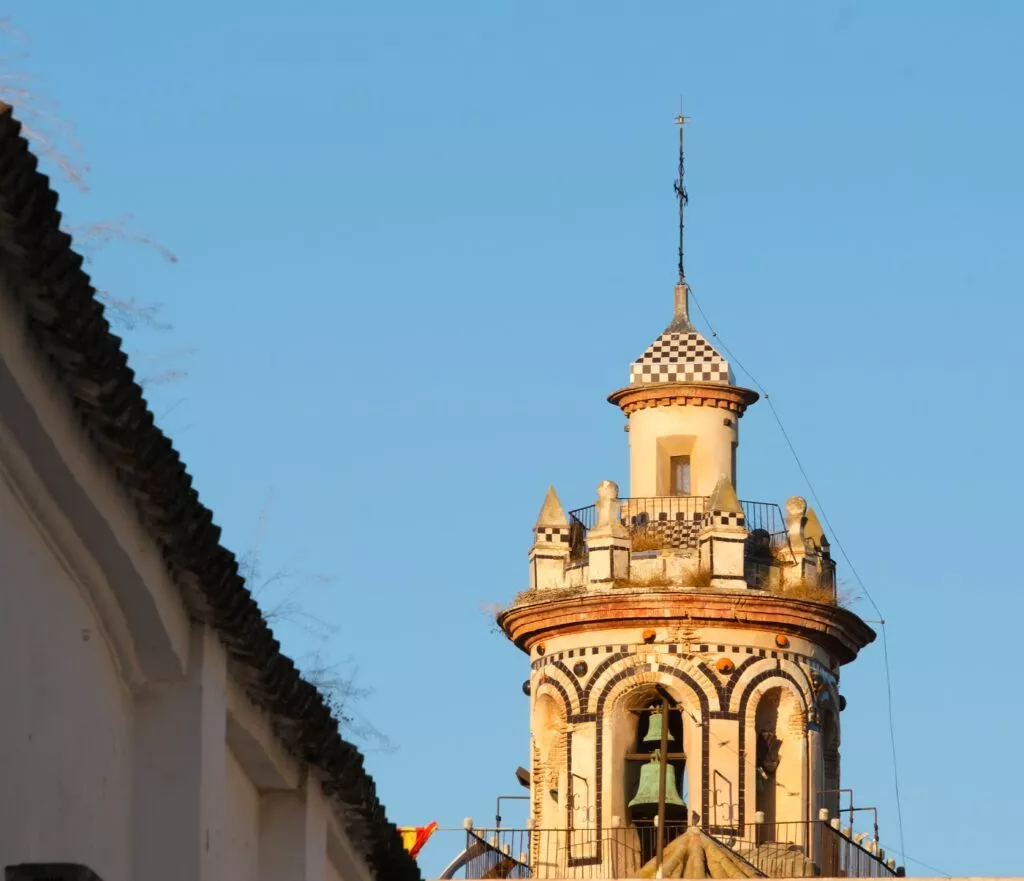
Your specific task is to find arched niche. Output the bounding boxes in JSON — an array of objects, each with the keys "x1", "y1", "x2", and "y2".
[
  {"x1": 752, "y1": 685, "x2": 806, "y2": 840},
  {"x1": 603, "y1": 680, "x2": 702, "y2": 872},
  {"x1": 532, "y1": 691, "x2": 566, "y2": 831}
]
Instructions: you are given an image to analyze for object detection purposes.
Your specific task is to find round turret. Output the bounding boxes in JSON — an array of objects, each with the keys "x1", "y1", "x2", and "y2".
[{"x1": 497, "y1": 281, "x2": 877, "y2": 878}]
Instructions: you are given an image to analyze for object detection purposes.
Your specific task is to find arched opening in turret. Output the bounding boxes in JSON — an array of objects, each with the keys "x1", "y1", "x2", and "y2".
[
  {"x1": 610, "y1": 686, "x2": 692, "y2": 868},
  {"x1": 753, "y1": 686, "x2": 804, "y2": 843}
]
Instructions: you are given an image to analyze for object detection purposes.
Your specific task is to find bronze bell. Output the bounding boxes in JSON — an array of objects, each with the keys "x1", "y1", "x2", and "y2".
[
  {"x1": 641, "y1": 709, "x2": 676, "y2": 746},
  {"x1": 628, "y1": 753, "x2": 685, "y2": 809}
]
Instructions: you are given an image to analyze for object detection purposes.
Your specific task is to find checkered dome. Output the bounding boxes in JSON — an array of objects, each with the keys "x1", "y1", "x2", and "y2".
[{"x1": 629, "y1": 329, "x2": 731, "y2": 385}]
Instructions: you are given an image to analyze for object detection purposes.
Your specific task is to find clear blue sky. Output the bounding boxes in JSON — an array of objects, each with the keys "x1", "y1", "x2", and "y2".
[{"x1": 8, "y1": 2, "x2": 1024, "y2": 877}]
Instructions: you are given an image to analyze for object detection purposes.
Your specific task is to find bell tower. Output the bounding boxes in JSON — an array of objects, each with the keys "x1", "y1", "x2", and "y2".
[{"x1": 496, "y1": 118, "x2": 889, "y2": 879}]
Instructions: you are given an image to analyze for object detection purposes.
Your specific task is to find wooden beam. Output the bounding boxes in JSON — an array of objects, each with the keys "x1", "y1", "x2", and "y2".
[{"x1": 625, "y1": 753, "x2": 686, "y2": 762}]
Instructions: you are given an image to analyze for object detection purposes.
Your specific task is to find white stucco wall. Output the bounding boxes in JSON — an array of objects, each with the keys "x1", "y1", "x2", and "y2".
[
  {"x1": 627, "y1": 404, "x2": 739, "y2": 498},
  {"x1": 225, "y1": 748, "x2": 261, "y2": 881},
  {"x1": 0, "y1": 381, "x2": 378, "y2": 881},
  {"x1": 0, "y1": 304, "x2": 380, "y2": 881},
  {"x1": 0, "y1": 472, "x2": 134, "y2": 881},
  {"x1": 0, "y1": 461, "x2": 374, "y2": 881},
  {"x1": 326, "y1": 858, "x2": 345, "y2": 881}
]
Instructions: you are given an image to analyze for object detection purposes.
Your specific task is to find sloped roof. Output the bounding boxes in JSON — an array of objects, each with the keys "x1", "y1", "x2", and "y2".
[{"x1": 0, "y1": 104, "x2": 419, "y2": 881}]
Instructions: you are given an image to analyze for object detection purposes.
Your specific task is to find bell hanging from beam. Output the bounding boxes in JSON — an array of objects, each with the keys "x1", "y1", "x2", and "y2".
[
  {"x1": 628, "y1": 752, "x2": 685, "y2": 811},
  {"x1": 641, "y1": 708, "x2": 677, "y2": 747}
]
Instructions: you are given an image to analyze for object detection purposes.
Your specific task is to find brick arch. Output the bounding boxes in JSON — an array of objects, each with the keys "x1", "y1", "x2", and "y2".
[
  {"x1": 786, "y1": 658, "x2": 821, "y2": 713},
  {"x1": 600, "y1": 663, "x2": 710, "y2": 719},
  {"x1": 727, "y1": 656, "x2": 814, "y2": 715},
  {"x1": 584, "y1": 651, "x2": 718, "y2": 716},
  {"x1": 534, "y1": 672, "x2": 574, "y2": 720},
  {"x1": 547, "y1": 658, "x2": 587, "y2": 708},
  {"x1": 735, "y1": 669, "x2": 810, "y2": 827}
]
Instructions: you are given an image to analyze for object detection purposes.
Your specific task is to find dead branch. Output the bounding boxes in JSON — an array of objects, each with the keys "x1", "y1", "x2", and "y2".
[{"x1": 239, "y1": 498, "x2": 393, "y2": 750}]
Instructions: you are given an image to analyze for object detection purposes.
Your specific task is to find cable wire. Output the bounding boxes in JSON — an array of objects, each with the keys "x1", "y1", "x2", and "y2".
[
  {"x1": 684, "y1": 284, "x2": 908, "y2": 866},
  {"x1": 884, "y1": 849, "x2": 952, "y2": 878}
]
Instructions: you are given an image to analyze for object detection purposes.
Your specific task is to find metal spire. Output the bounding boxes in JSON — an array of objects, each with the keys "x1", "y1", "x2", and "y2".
[{"x1": 674, "y1": 112, "x2": 690, "y2": 283}]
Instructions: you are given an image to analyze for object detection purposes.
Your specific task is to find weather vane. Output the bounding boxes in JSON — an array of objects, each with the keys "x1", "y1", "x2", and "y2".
[{"x1": 674, "y1": 111, "x2": 690, "y2": 284}]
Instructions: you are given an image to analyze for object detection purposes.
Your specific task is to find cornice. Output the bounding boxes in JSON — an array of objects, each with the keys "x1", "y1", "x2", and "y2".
[
  {"x1": 498, "y1": 588, "x2": 875, "y2": 665},
  {"x1": 607, "y1": 382, "x2": 759, "y2": 417}
]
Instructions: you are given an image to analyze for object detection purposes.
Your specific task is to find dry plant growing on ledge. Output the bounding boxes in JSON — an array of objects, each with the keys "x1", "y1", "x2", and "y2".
[
  {"x1": 776, "y1": 580, "x2": 837, "y2": 605},
  {"x1": 630, "y1": 527, "x2": 667, "y2": 553},
  {"x1": 683, "y1": 565, "x2": 713, "y2": 587},
  {"x1": 612, "y1": 566, "x2": 713, "y2": 589},
  {"x1": 771, "y1": 578, "x2": 858, "y2": 609},
  {"x1": 613, "y1": 571, "x2": 673, "y2": 588},
  {"x1": 509, "y1": 584, "x2": 588, "y2": 607}
]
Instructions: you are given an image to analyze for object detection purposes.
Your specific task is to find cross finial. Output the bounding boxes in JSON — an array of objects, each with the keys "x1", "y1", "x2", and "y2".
[{"x1": 674, "y1": 111, "x2": 690, "y2": 284}]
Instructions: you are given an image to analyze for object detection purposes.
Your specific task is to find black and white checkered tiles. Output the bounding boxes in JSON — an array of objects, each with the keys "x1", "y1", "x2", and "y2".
[
  {"x1": 640, "y1": 518, "x2": 702, "y2": 550},
  {"x1": 630, "y1": 330, "x2": 730, "y2": 385},
  {"x1": 535, "y1": 526, "x2": 569, "y2": 544},
  {"x1": 702, "y1": 510, "x2": 746, "y2": 529}
]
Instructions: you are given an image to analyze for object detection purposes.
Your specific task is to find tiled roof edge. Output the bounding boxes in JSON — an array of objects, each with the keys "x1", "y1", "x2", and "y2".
[{"x1": 0, "y1": 104, "x2": 420, "y2": 881}]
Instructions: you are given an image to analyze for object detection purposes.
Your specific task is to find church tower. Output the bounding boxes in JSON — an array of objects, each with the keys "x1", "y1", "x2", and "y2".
[{"x1": 495, "y1": 119, "x2": 892, "y2": 879}]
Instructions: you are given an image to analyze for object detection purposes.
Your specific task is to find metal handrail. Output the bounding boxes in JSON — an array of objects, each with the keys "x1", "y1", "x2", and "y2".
[
  {"x1": 567, "y1": 496, "x2": 789, "y2": 561},
  {"x1": 434, "y1": 819, "x2": 898, "y2": 878}
]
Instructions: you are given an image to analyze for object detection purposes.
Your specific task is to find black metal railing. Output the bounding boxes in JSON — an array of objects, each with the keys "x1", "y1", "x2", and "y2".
[
  {"x1": 438, "y1": 826, "x2": 684, "y2": 879},
  {"x1": 568, "y1": 506, "x2": 594, "y2": 563},
  {"x1": 709, "y1": 820, "x2": 896, "y2": 878},
  {"x1": 711, "y1": 820, "x2": 821, "y2": 877},
  {"x1": 820, "y1": 823, "x2": 897, "y2": 879},
  {"x1": 437, "y1": 829, "x2": 531, "y2": 879},
  {"x1": 435, "y1": 820, "x2": 896, "y2": 878},
  {"x1": 740, "y1": 501, "x2": 787, "y2": 539},
  {"x1": 567, "y1": 497, "x2": 789, "y2": 562},
  {"x1": 741, "y1": 501, "x2": 789, "y2": 556}
]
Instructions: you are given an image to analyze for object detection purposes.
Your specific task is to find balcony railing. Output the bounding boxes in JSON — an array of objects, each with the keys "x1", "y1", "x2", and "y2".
[
  {"x1": 820, "y1": 823, "x2": 899, "y2": 879},
  {"x1": 567, "y1": 496, "x2": 789, "y2": 563},
  {"x1": 438, "y1": 828, "x2": 531, "y2": 879},
  {"x1": 435, "y1": 820, "x2": 897, "y2": 878},
  {"x1": 710, "y1": 821, "x2": 897, "y2": 878}
]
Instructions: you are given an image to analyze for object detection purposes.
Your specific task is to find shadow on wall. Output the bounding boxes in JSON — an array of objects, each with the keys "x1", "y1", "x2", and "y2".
[{"x1": 5, "y1": 866, "x2": 105, "y2": 881}]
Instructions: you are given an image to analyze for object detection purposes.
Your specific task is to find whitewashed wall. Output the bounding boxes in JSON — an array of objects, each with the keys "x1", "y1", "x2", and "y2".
[
  {"x1": 0, "y1": 290, "x2": 377, "y2": 881},
  {"x1": 0, "y1": 473, "x2": 134, "y2": 881},
  {"x1": 225, "y1": 749, "x2": 261, "y2": 881}
]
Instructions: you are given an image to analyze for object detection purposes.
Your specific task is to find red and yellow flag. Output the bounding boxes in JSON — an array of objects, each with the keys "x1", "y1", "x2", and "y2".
[{"x1": 399, "y1": 822, "x2": 438, "y2": 859}]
